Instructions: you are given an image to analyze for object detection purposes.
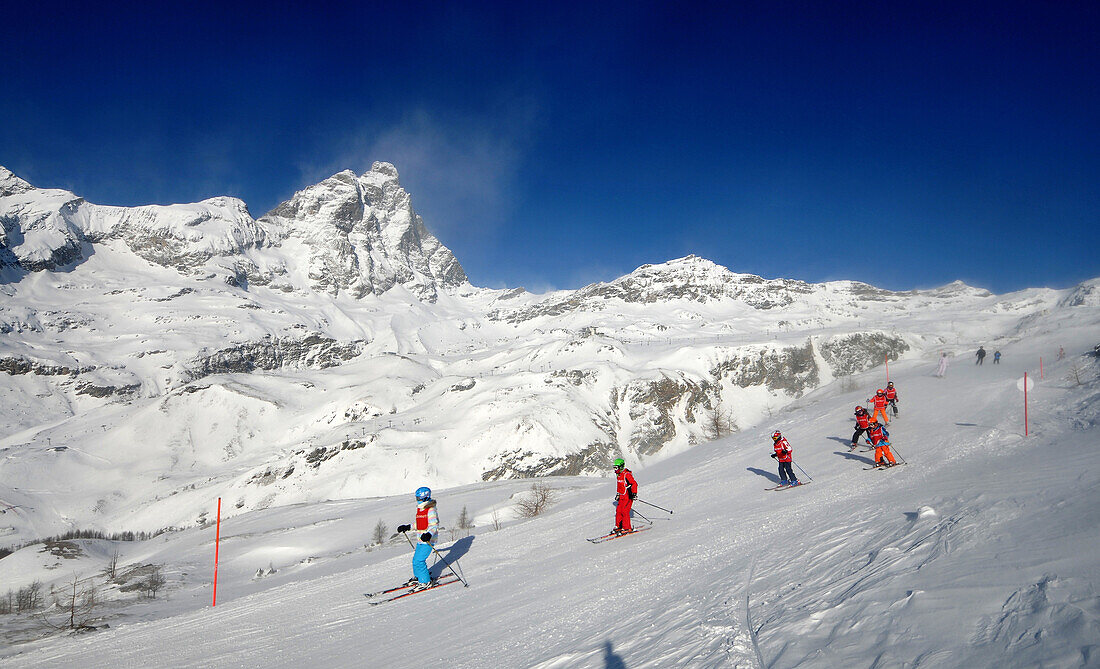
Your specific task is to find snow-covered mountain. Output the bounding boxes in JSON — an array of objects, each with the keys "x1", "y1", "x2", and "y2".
[
  {"x1": 1, "y1": 164, "x2": 1098, "y2": 555},
  {"x1": 1, "y1": 308, "x2": 1097, "y2": 668}
]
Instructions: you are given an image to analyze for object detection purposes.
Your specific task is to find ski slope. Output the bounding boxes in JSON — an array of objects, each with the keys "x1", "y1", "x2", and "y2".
[{"x1": 2, "y1": 329, "x2": 1099, "y2": 668}]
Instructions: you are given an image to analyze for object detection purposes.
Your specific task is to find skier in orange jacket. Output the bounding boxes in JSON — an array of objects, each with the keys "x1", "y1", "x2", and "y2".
[{"x1": 869, "y1": 389, "x2": 890, "y2": 425}]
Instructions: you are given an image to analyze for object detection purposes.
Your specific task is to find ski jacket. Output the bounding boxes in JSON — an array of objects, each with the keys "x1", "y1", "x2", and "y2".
[
  {"x1": 872, "y1": 394, "x2": 888, "y2": 410},
  {"x1": 867, "y1": 425, "x2": 890, "y2": 445},
  {"x1": 773, "y1": 438, "x2": 792, "y2": 462},
  {"x1": 616, "y1": 469, "x2": 638, "y2": 497},
  {"x1": 884, "y1": 387, "x2": 897, "y2": 401},
  {"x1": 414, "y1": 500, "x2": 439, "y2": 543},
  {"x1": 854, "y1": 408, "x2": 871, "y2": 428}
]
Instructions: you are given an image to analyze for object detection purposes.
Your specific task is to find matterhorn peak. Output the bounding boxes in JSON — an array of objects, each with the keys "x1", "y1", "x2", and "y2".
[{"x1": 0, "y1": 165, "x2": 35, "y2": 197}]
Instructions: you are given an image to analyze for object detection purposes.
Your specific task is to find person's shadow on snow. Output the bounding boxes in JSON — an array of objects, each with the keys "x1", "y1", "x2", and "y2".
[
  {"x1": 746, "y1": 467, "x2": 780, "y2": 483},
  {"x1": 826, "y1": 436, "x2": 851, "y2": 446},
  {"x1": 833, "y1": 450, "x2": 875, "y2": 465},
  {"x1": 430, "y1": 535, "x2": 474, "y2": 579},
  {"x1": 603, "y1": 641, "x2": 627, "y2": 669}
]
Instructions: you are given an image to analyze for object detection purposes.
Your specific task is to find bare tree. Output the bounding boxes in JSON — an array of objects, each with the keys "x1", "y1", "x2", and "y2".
[
  {"x1": 0, "y1": 589, "x2": 12, "y2": 614},
  {"x1": 16, "y1": 580, "x2": 42, "y2": 613},
  {"x1": 40, "y1": 574, "x2": 98, "y2": 630},
  {"x1": 515, "y1": 482, "x2": 557, "y2": 518},
  {"x1": 371, "y1": 519, "x2": 389, "y2": 546},
  {"x1": 102, "y1": 548, "x2": 121, "y2": 582},
  {"x1": 143, "y1": 566, "x2": 167, "y2": 599},
  {"x1": 490, "y1": 508, "x2": 502, "y2": 531},
  {"x1": 702, "y1": 395, "x2": 737, "y2": 440}
]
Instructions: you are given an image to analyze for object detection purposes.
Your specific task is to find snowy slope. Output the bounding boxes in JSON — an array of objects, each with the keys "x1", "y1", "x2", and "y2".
[{"x1": 2, "y1": 322, "x2": 1097, "y2": 667}]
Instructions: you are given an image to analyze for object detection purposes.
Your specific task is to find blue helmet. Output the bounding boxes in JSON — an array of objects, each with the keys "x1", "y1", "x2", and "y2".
[{"x1": 415, "y1": 486, "x2": 432, "y2": 502}]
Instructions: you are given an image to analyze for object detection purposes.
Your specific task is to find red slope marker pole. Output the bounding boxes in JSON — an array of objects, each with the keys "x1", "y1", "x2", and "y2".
[
  {"x1": 1040, "y1": 357, "x2": 1043, "y2": 380},
  {"x1": 213, "y1": 497, "x2": 221, "y2": 606},
  {"x1": 1024, "y1": 372, "x2": 1029, "y2": 437},
  {"x1": 885, "y1": 353, "x2": 889, "y2": 384}
]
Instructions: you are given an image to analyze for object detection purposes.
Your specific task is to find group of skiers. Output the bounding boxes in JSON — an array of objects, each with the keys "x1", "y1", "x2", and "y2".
[{"x1": 394, "y1": 381, "x2": 911, "y2": 588}]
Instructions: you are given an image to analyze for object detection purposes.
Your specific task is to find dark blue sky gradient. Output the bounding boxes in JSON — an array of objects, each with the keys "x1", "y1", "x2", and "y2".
[{"x1": 2, "y1": 1, "x2": 1097, "y2": 293}]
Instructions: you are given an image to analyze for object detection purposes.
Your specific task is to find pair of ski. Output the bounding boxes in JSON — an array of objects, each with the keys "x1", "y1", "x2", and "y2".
[
  {"x1": 764, "y1": 481, "x2": 811, "y2": 491},
  {"x1": 587, "y1": 526, "x2": 652, "y2": 543},
  {"x1": 863, "y1": 462, "x2": 906, "y2": 471},
  {"x1": 364, "y1": 576, "x2": 461, "y2": 605}
]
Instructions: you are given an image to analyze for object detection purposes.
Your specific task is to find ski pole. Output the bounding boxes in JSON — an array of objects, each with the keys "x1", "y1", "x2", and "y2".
[
  {"x1": 635, "y1": 499, "x2": 673, "y2": 514},
  {"x1": 793, "y1": 460, "x2": 814, "y2": 481},
  {"x1": 402, "y1": 531, "x2": 468, "y2": 587},
  {"x1": 632, "y1": 509, "x2": 655, "y2": 525},
  {"x1": 888, "y1": 444, "x2": 907, "y2": 464}
]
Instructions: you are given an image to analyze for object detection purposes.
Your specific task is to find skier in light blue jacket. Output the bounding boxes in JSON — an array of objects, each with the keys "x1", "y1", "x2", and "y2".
[{"x1": 396, "y1": 486, "x2": 439, "y2": 591}]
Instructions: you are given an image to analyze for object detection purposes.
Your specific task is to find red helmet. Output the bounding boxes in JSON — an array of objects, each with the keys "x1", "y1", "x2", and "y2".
[
  {"x1": 870, "y1": 420, "x2": 880, "y2": 426},
  {"x1": 876, "y1": 389, "x2": 885, "y2": 395},
  {"x1": 855, "y1": 405, "x2": 864, "y2": 411},
  {"x1": 772, "y1": 430, "x2": 782, "y2": 440}
]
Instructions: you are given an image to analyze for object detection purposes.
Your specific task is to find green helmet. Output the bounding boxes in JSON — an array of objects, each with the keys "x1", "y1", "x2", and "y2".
[{"x1": 613, "y1": 458, "x2": 625, "y2": 468}]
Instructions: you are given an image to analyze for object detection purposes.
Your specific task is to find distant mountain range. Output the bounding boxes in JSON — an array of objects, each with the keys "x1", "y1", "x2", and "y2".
[{"x1": 2, "y1": 163, "x2": 1098, "y2": 545}]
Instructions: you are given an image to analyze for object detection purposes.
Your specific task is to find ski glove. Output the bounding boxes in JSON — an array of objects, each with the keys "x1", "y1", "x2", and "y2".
[
  {"x1": 770, "y1": 452, "x2": 778, "y2": 459},
  {"x1": 628, "y1": 491, "x2": 636, "y2": 500},
  {"x1": 397, "y1": 524, "x2": 411, "y2": 533},
  {"x1": 420, "y1": 532, "x2": 433, "y2": 543}
]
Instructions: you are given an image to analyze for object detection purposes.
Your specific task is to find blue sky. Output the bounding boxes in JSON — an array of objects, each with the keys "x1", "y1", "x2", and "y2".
[{"x1": 2, "y1": 1, "x2": 1097, "y2": 293}]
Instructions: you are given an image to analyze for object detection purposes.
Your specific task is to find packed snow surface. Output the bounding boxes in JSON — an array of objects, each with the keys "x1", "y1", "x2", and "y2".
[{"x1": 2, "y1": 326, "x2": 1098, "y2": 668}]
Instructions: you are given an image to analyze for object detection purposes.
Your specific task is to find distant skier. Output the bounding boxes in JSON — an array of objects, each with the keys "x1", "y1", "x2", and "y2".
[
  {"x1": 865, "y1": 420, "x2": 897, "y2": 467},
  {"x1": 396, "y1": 486, "x2": 439, "y2": 591},
  {"x1": 850, "y1": 406, "x2": 872, "y2": 449},
  {"x1": 1058, "y1": 346, "x2": 1065, "y2": 360},
  {"x1": 993, "y1": 351, "x2": 1001, "y2": 364},
  {"x1": 869, "y1": 389, "x2": 890, "y2": 425},
  {"x1": 884, "y1": 382, "x2": 899, "y2": 417},
  {"x1": 975, "y1": 346, "x2": 986, "y2": 365},
  {"x1": 612, "y1": 458, "x2": 638, "y2": 534},
  {"x1": 770, "y1": 431, "x2": 799, "y2": 486},
  {"x1": 936, "y1": 352, "x2": 949, "y2": 378}
]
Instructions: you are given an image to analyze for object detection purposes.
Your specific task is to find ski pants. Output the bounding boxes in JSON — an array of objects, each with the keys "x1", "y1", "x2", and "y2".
[
  {"x1": 851, "y1": 426, "x2": 869, "y2": 446},
  {"x1": 888, "y1": 400, "x2": 898, "y2": 416},
  {"x1": 778, "y1": 461, "x2": 795, "y2": 483},
  {"x1": 871, "y1": 407, "x2": 890, "y2": 424},
  {"x1": 874, "y1": 441, "x2": 897, "y2": 465},
  {"x1": 615, "y1": 497, "x2": 634, "y2": 532},
  {"x1": 412, "y1": 541, "x2": 433, "y2": 584}
]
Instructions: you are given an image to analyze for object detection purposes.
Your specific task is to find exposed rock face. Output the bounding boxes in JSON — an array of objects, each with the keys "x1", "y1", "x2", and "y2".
[
  {"x1": 819, "y1": 333, "x2": 910, "y2": 377},
  {"x1": 481, "y1": 442, "x2": 612, "y2": 479},
  {"x1": 185, "y1": 335, "x2": 364, "y2": 381},
  {"x1": 712, "y1": 341, "x2": 820, "y2": 396},
  {"x1": 259, "y1": 162, "x2": 468, "y2": 300}
]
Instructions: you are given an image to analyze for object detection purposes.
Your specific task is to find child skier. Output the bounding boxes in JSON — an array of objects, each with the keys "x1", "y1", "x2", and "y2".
[
  {"x1": 770, "y1": 431, "x2": 799, "y2": 486},
  {"x1": 865, "y1": 421, "x2": 897, "y2": 467},
  {"x1": 936, "y1": 352, "x2": 949, "y2": 378},
  {"x1": 884, "y1": 382, "x2": 899, "y2": 417},
  {"x1": 851, "y1": 406, "x2": 872, "y2": 449},
  {"x1": 869, "y1": 389, "x2": 890, "y2": 425},
  {"x1": 612, "y1": 458, "x2": 638, "y2": 534},
  {"x1": 396, "y1": 486, "x2": 439, "y2": 591}
]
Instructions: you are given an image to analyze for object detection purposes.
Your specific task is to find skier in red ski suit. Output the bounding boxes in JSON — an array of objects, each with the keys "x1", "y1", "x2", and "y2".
[
  {"x1": 851, "y1": 406, "x2": 872, "y2": 448},
  {"x1": 612, "y1": 458, "x2": 638, "y2": 534},
  {"x1": 884, "y1": 382, "x2": 899, "y2": 417},
  {"x1": 869, "y1": 389, "x2": 890, "y2": 425},
  {"x1": 770, "y1": 431, "x2": 800, "y2": 486}
]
